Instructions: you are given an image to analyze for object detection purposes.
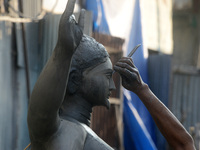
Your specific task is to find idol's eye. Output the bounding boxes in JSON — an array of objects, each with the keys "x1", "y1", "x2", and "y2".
[
  {"x1": 105, "y1": 73, "x2": 112, "y2": 79},
  {"x1": 106, "y1": 75, "x2": 110, "y2": 79}
]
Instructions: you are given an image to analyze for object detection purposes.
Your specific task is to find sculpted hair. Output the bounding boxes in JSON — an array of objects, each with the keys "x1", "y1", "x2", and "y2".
[
  {"x1": 66, "y1": 34, "x2": 109, "y2": 95},
  {"x1": 70, "y1": 34, "x2": 109, "y2": 72}
]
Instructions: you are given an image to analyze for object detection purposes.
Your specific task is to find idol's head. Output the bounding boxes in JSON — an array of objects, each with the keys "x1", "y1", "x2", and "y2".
[{"x1": 66, "y1": 34, "x2": 115, "y2": 108}]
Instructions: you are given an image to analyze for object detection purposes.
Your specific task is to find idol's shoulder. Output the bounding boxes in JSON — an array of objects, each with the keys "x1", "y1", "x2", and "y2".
[
  {"x1": 48, "y1": 119, "x2": 87, "y2": 149},
  {"x1": 81, "y1": 124, "x2": 114, "y2": 150},
  {"x1": 30, "y1": 119, "x2": 114, "y2": 150},
  {"x1": 31, "y1": 119, "x2": 87, "y2": 150}
]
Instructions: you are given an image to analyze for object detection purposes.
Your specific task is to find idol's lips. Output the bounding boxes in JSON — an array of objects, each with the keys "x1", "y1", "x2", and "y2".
[{"x1": 107, "y1": 92, "x2": 111, "y2": 98}]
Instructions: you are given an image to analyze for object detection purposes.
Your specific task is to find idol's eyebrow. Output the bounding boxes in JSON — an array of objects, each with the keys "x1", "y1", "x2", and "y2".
[{"x1": 104, "y1": 69, "x2": 113, "y2": 74}]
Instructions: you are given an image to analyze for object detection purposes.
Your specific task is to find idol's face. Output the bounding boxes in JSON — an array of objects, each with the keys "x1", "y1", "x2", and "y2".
[{"x1": 79, "y1": 57, "x2": 116, "y2": 109}]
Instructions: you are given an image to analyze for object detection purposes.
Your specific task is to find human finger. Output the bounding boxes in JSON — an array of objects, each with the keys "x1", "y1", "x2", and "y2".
[
  {"x1": 114, "y1": 65, "x2": 141, "y2": 83},
  {"x1": 114, "y1": 65, "x2": 132, "y2": 78},
  {"x1": 114, "y1": 64, "x2": 139, "y2": 76},
  {"x1": 117, "y1": 57, "x2": 135, "y2": 68},
  {"x1": 64, "y1": 0, "x2": 76, "y2": 18},
  {"x1": 114, "y1": 62, "x2": 134, "y2": 72},
  {"x1": 114, "y1": 64, "x2": 138, "y2": 77}
]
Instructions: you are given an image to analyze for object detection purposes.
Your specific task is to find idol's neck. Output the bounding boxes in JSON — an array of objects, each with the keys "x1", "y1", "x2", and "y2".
[{"x1": 60, "y1": 94, "x2": 92, "y2": 126}]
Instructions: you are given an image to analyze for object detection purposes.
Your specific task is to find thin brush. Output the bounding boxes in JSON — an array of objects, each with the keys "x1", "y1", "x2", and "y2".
[
  {"x1": 127, "y1": 44, "x2": 141, "y2": 57},
  {"x1": 113, "y1": 44, "x2": 141, "y2": 74}
]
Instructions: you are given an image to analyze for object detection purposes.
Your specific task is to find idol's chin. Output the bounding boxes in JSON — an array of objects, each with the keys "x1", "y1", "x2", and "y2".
[
  {"x1": 104, "y1": 98, "x2": 110, "y2": 109},
  {"x1": 95, "y1": 98, "x2": 110, "y2": 109}
]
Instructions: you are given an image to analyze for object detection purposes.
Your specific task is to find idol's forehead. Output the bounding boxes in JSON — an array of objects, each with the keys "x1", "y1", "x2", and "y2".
[
  {"x1": 88, "y1": 58, "x2": 113, "y2": 73},
  {"x1": 71, "y1": 34, "x2": 110, "y2": 71}
]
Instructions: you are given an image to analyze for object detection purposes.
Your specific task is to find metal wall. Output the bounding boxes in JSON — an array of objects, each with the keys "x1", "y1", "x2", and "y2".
[
  {"x1": 40, "y1": 13, "x2": 61, "y2": 66},
  {"x1": 148, "y1": 54, "x2": 172, "y2": 150},
  {"x1": 148, "y1": 54, "x2": 200, "y2": 149},
  {"x1": 0, "y1": 0, "x2": 42, "y2": 150},
  {"x1": 22, "y1": 0, "x2": 42, "y2": 17},
  {"x1": 0, "y1": 21, "x2": 14, "y2": 150},
  {"x1": 0, "y1": 21, "x2": 42, "y2": 150},
  {"x1": 170, "y1": 73, "x2": 200, "y2": 131},
  {"x1": 170, "y1": 72, "x2": 200, "y2": 149},
  {"x1": 148, "y1": 54, "x2": 172, "y2": 106},
  {"x1": 172, "y1": 1, "x2": 200, "y2": 148},
  {"x1": 9, "y1": 0, "x2": 42, "y2": 18}
]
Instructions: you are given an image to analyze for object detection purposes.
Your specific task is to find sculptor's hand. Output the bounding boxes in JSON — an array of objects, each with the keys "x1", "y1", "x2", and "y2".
[
  {"x1": 57, "y1": 0, "x2": 85, "y2": 53},
  {"x1": 114, "y1": 57, "x2": 147, "y2": 94}
]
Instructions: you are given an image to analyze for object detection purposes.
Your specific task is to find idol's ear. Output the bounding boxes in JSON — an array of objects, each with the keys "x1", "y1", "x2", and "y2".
[{"x1": 67, "y1": 70, "x2": 82, "y2": 95}]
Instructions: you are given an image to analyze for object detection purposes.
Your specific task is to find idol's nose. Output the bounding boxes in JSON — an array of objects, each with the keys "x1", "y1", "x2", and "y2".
[{"x1": 109, "y1": 78, "x2": 116, "y2": 91}]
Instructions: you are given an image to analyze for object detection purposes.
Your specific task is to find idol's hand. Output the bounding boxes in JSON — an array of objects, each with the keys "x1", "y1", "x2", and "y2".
[
  {"x1": 57, "y1": 0, "x2": 85, "y2": 53},
  {"x1": 114, "y1": 57, "x2": 147, "y2": 94}
]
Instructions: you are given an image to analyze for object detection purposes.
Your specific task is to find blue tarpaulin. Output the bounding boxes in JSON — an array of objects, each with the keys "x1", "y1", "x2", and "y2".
[
  {"x1": 85, "y1": 0, "x2": 157, "y2": 149},
  {"x1": 123, "y1": 0, "x2": 157, "y2": 149},
  {"x1": 123, "y1": 90, "x2": 157, "y2": 150},
  {"x1": 85, "y1": 0, "x2": 110, "y2": 33}
]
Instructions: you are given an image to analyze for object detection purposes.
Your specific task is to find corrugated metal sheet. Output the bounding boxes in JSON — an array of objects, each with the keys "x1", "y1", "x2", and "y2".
[
  {"x1": 22, "y1": 0, "x2": 42, "y2": 18},
  {"x1": 148, "y1": 54, "x2": 171, "y2": 108},
  {"x1": 170, "y1": 72, "x2": 200, "y2": 148},
  {"x1": 0, "y1": 21, "x2": 30, "y2": 150},
  {"x1": 148, "y1": 55, "x2": 200, "y2": 148},
  {"x1": 0, "y1": 22, "x2": 42, "y2": 150},
  {"x1": 41, "y1": 14, "x2": 61, "y2": 66},
  {"x1": 0, "y1": 21, "x2": 13, "y2": 150},
  {"x1": 148, "y1": 54, "x2": 172, "y2": 150},
  {"x1": 9, "y1": 0, "x2": 42, "y2": 18},
  {"x1": 170, "y1": 73, "x2": 200, "y2": 131},
  {"x1": 0, "y1": 1, "x2": 42, "y2": 150}
]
